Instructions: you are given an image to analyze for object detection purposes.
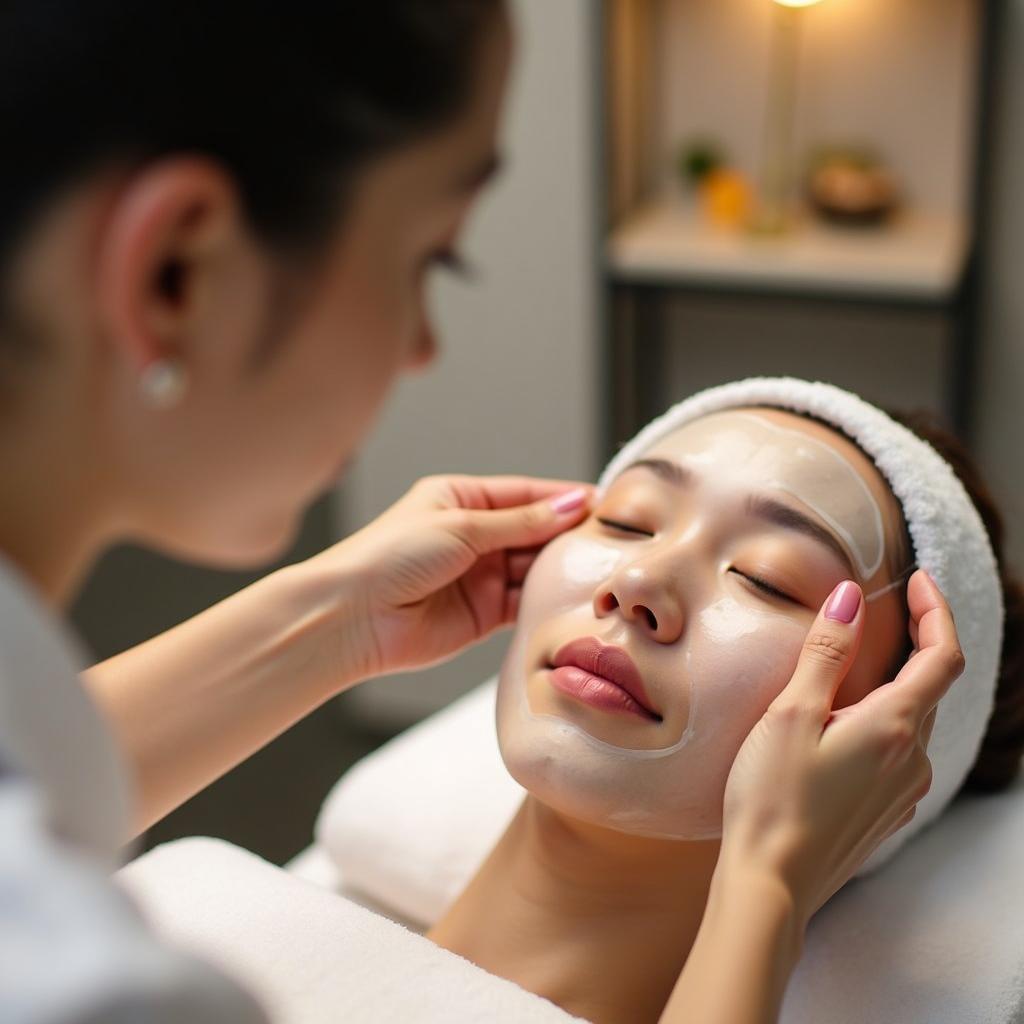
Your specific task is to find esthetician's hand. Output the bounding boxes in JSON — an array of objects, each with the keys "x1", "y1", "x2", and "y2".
[
  {"x1": 718, "y1": 570, "x2": 964, "y2": 924},
  {"x1": 306, "y1": 475, "x2": 593, "y2": 681}
]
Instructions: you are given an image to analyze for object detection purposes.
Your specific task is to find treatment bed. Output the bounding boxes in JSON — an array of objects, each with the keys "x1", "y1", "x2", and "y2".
[{"x1": 118, "y1": 679, "x2": 1024, "y2": 1023}]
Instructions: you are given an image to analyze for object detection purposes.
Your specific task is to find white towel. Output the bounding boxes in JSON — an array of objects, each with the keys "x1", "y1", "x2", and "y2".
[
  {"x1": 316, "y1": 679, "x2": 524, "y2": 926},
  {"x1": 781, "y1": 773, "x2": 1024, "y2": 1023},
  {"x1": 117, "y1": 837, "x2": 585, "y2": 1024},
  {"x1": 312, "y1": 677, "x2": 1024, "y2": 1023}
]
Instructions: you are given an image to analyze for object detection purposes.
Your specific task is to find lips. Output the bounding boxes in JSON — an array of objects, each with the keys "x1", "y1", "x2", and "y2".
[{"x1": 548, "y1": 637, "x2": 661, "y2": 721}]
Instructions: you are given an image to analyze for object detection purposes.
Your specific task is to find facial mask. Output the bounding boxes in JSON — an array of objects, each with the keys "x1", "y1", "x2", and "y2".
[
  {"x1": 666, "y1": 412, "x2": 886, "y2": 580},
  {"x1": 496, "y1": 534, "x2": 806, "y2": 841},
  {"x1": 496, "y1": 410, "x2": 893, "y2": 842}
]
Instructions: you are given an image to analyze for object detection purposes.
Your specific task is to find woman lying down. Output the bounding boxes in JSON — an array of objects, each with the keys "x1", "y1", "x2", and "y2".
[{"x1": 425, "y1": 378, "x2": 1015, "y2": 1024}]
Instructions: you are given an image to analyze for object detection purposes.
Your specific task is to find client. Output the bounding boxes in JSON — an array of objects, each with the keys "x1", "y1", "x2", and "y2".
[{"x1": 427, "y1": 378, "x2": 1018, "y2": 1024}]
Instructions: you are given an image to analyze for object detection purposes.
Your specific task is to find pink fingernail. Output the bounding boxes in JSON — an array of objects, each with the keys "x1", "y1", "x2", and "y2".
[
  {"x1": 549, "y1": 487, "x2": 588, "y2": 514},
  {"x1": 825, "y1": 581, "x2": 861, "y2": 623}
]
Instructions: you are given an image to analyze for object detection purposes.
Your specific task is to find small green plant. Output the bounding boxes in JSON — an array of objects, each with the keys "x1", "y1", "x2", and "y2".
[{"x1": 676, "y1": 139, "x2": 726, "y2": 188}]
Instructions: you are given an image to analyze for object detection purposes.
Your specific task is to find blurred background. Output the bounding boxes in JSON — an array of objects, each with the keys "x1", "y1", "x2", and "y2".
[{"x1": 71, "y1": 0, "x2": 1019, "y2": 865}]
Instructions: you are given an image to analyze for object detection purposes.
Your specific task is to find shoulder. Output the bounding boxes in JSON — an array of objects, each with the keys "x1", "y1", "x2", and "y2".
[{"x1": 0, "y1": 769, "x2": 268, "y2": 1023}]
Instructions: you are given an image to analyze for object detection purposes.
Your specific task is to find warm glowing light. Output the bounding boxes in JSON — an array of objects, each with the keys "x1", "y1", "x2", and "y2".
[{"x1": 772, "y1": 0, "x2": 825, "y2": 6}]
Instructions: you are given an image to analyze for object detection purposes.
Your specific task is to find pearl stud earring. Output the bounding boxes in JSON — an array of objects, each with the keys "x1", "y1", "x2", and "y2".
[{"x1": 139, "y1": 358, "x2": 188, "y2": 409}]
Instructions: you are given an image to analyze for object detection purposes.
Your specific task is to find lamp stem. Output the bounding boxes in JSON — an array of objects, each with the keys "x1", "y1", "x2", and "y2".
[{"x1": 753, "y1": 4, "x2": 804, "y2": 233}]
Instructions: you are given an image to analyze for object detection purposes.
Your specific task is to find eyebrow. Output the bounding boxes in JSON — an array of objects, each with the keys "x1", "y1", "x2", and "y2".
[
  {"x1": 456, "y1": 151, "x2": 503, "y2": 195},
  {"x1": 618, "y1": 458, "x2": 857, "y2": 577},
  {"x1": 743, "y1": 495, "x2": 856, "y2": 578},
  {"x1": 621, "y1": 458, "x2": 692, "y2": 488}
]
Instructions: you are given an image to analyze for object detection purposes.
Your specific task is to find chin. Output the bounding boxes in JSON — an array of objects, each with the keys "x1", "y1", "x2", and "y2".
[
  {"x1": 502, "y1": 743, "x2": 725, "y2": 841},
  {"x1": 222, "y1": 517, "x2": 304, "y2": 568},
  {"x1": 496, "y1": 663, "x2": 728, "y2": 842},
  {"x1": 496, "y1": 715, "x2": 725, "y2": 842},
  {"x1": 152, "y1": 512, "x2": 303, "y2": 571}
]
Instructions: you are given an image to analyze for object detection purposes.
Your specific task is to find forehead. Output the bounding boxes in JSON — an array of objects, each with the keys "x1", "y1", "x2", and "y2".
[
  {"x1": 349, "y1": 9, "x2": 510, "y2": 217},
  {"x1": 410, "y1": 8, "x2": 511, "y2": 193},
  {"x1": 638, "y1": 406, "x2": 905, "y2": 578},
  {"x1": 643, "y1": 407, "x2": 887, "y2": 487}
]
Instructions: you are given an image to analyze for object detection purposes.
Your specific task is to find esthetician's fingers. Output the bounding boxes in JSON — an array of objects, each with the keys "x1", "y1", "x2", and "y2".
[
  {"x1": 313, "y1": 474, "x2": 596, "y2": 679},
  {"x1": 902, "y1": 570, "x2": 964, "y2": 710},
  {"x1": 772, "y1": 580, "x2": 865, "y2": 720},
  {"x1": 920, "y1": 706, "x2": 938, "y2": 749},
  {"x1": 858, "y1": 571, "x2": 964, "y2": 722},
  {"x1": 406, "y1": 474, "x2": 596, "y2": 516},
  {"x1": 395, "y1": 474, "x2": 595, "y2": 556},
  {"x1": 908, "y1": 610, "x2": 920, "y2": 653},
  {"x1": 445, "y1": 485, "x2": 593, "y2": 557}
]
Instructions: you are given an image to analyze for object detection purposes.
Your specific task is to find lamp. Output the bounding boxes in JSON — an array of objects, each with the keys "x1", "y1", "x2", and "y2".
[{"x1": 751, "y1": 0, "x2": 827, "y2": 233}]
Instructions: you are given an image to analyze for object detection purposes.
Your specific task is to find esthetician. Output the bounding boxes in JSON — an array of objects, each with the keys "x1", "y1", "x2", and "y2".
[{"x1": 0, "y1": 3, "x2": 963, "y2": 1023}]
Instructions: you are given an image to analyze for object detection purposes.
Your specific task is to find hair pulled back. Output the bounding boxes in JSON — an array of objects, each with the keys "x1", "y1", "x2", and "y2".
[
  {"x1": 890, "y1": 410, "x2": 1024, "y2": 793},
  {"x1": 0, "y1": 1, "x2": 501, "y2": 268}
]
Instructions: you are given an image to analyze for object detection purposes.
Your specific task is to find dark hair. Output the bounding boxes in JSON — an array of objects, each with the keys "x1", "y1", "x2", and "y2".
[
  {"x1": 0, "y1": 1, "x2": 501, "y2": 270},
  {"x1": 888, "y1": 411, "x2": 1024, "y2": 794}
]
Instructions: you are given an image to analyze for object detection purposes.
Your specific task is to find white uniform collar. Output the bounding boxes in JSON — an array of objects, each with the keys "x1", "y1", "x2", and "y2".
[{"x1": 0, "y1": 553, "x2": 134, "y2": 866}]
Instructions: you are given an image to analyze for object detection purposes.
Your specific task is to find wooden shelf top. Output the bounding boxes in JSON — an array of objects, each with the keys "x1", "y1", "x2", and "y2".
[{"x1": 607, "y1": 200, "x2": 970, "y2": 301}]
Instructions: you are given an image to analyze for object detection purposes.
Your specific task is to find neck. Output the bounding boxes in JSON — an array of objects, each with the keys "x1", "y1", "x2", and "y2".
[{"x1": 429, "y1": 796, "x2": 721, "y2": 1024}]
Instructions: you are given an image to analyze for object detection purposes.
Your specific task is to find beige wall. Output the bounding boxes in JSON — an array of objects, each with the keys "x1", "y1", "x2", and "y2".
[
  {"x1": 337, "y1": 0, "x2": 600, "y2": 727},
  {"x1": 338, "y1": 0, "x2": 1024, "y2": 733},
  {"x1": 655, "y1": 0, "x2": 979, "y2": 215}
]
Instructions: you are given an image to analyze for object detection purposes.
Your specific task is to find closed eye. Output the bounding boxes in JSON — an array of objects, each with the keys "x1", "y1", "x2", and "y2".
[
  {"x1": 596, "y1": 517, "x2": 654, "y2": 537},
  {"x1": 729, "y1": 567, "x2": 795, "y2": 604}
]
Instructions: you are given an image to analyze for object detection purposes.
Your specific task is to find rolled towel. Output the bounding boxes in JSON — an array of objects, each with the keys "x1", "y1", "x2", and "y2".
[
  {"x1": 118, "y1": 837, "x2": 585, "y2": 1024},
  {"x1": 316, "y1": 679, "x2": 524, "y2": 926}
]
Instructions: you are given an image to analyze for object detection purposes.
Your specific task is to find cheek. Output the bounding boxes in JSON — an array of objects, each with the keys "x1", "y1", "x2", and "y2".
[
  {"x1": 517, "y1": 533, "x2": 627, "y2": 623},
  {"x1": 687, "y1": 597, "x2": 806, "y2": 742},
  {"x1": 313, "y1": 246, "x2": 420, "y2": 367},
  {"x1": 342, "y1": 282, "x2": 417, "y2": 365}
]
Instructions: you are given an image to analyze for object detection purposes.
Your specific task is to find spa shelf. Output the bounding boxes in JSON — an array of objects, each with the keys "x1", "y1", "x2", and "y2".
[
  {"x1": 600, "y1": 0, "x2": 1000, "y2": 447},
  {"x1": 607, "y1": 201, "x2": 969, "y2": 302}
]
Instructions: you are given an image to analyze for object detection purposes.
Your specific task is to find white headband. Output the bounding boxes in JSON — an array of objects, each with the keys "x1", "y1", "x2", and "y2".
[{"x1": 598, "y1": 377, "x2": 1004, "y2": 874}]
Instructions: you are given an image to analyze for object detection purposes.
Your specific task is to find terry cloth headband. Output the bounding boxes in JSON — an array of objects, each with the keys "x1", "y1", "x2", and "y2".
[{"x1": 597, "y1": 377, "x2": 1004, "y2": 874}]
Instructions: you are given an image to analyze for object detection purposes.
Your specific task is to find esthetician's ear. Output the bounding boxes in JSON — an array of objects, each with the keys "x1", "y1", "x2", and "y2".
[
  {"x1": 95, "y1": 156, "x2": 244, "y2": 375},
  {"x1": 774, "y1": 581, "x2": 865, "y2": 718}
]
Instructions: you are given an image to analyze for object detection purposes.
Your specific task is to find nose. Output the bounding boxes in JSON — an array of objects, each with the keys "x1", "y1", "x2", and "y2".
[{"x1": 595, "y1": 560, "x2": 686, "y2": 644}]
